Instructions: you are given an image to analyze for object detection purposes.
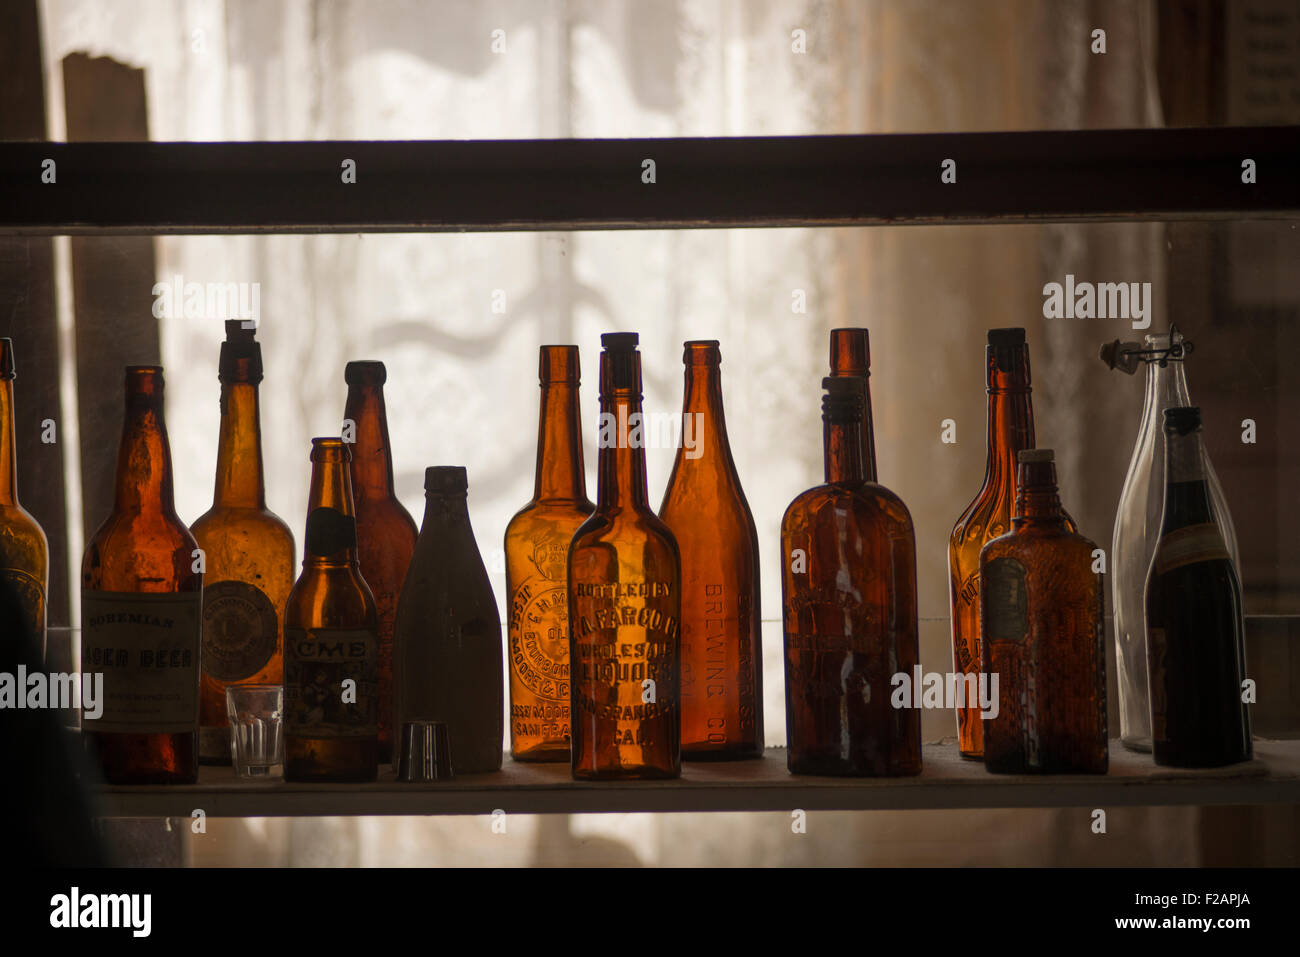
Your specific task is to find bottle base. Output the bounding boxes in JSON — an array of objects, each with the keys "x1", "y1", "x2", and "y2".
[
  {"x1": 572, "y1": 765, "x2": 681, "y2": 781},
  {"x1": 682, "y1": 744, "x2": 765, "y2": 762}
]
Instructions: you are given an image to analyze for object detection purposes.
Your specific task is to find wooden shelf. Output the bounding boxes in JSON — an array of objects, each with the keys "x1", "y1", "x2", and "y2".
[{"x1": 92, "y1": 738, "x2": 1300, "y2": 818}]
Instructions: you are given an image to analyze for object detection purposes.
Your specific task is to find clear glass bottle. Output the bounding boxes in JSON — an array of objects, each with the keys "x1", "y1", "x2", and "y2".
[{"x1": 1108, "y1": 330, "x2": 1238, "y2": 752}]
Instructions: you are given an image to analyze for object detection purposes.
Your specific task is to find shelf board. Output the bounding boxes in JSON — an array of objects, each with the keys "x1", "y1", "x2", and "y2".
[
  {"x1": 92, "y1": 738, "x2": 1300, "y2": 818},
  {"x1": 2, "y1": 127, "x2": 1297, "y2": 234}
]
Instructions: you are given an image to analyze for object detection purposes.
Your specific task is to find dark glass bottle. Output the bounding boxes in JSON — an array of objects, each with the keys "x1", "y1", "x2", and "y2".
[
  {"x1": 394, "y1": 466, "x2": 504, "y2": 774},
  {"x1": 948, "y1": 328, "x2": 1075, "y2": 758},
  {"x1": 980, "y1": 449, "x2": 1107, "y2": 774},
  {"x1": 82, "y1": 367, "x2": 201, "y2": 785},
  {"x1": 343, "y1": 361, "x2": 418, "y2": 764},
  {"x1": 191, "y1": 322, "x2": 295, "y2": 764},
  {"x1": 0, "y1": 339, "x2": 49, "y2": 661},
  {"x1": 568, "y1": 333, "x2": 682, "y2": 780},
  {"x1": 780, "y1": 376, "x2": 921, "y2": 777},
  {"x1": 1145, "y1": 407, "x2": 1252, "y2": 768},
  {"x1": 658, "y1": 340, "x2": 763, "y2": 760},
  {"x1": 284, "y1": 438, "x2": 379, "y2": 782},
  {"x1": 505, "y1": 346, "x2": 593, "y2": 762},
  {"x1": 828, "y1": 328, "x2": 878, "y2": 482}
]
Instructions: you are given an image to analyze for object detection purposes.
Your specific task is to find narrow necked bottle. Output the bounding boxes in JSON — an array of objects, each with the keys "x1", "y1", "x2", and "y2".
[
  {"x1": 284, "y1": 438, "x2": 379, "y2": 782},
  {"x1": 980, "y1": 449, "x2": 1107, "y2": 775},
  {"x1": 658, "y1": 340, "x2": 763, "y2": 760},
  {"x1": 568, "y1": 332, "x2": 682, "y2": 780},
  {"x1": 780, "y1": 376, "x2": 921, "y2": 776},
  {"x1": 505, "y1": 346, "x2": 593, "y2": 762},
  {"x1": 1110, "y1": 330, "x2": 1239, "y2": 752},
  {"x1": 828, "y1": 328, "x2": 878, "y2": 482},
  {"x1": 1145, "y1": 407, "x2": 1251, "y2": 768},
  {"x1": 82, "y1": 367, "x2": 201, "y2": 785},
  {"x1": 344, "y1": 361, "x2": 418, "y2": 764},
  {"x1": 192, "y1": 322, "x2": 295, "y2": 764},
  {"x1": 395, "y1": 466, "x2": 503, "y2": 773},
  {"x1": 0, "y1": 339, "x2": 49, "y2": 662}
]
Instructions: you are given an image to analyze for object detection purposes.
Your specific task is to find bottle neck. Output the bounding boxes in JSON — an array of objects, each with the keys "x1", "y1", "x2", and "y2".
[
  {"x1": 421, "y1": 491, "x2": 471, "y2": 530},
  {"x1": 985, "y1": 372, "x2": 1035, "y2": 498},
  {"x1": 829, "y1": 352, "x2": 878, "y2": 482},
  {"x1": 115, "y1": 387, "x2": 177, "y2": 515},
  {"x1": 824, "y1": 417, "x2": 867, "y2": 485},
  {"x1": 680, "y1": 358, "x2": 732, "y2": 469},
  {"x1": 535, "y1": 378, "x2": 587, "y2": 502},
  {"x1": 344, "y1": 383, "x2": 397, "y2": 504},
  {"x1": 303, "y1": 455, "x2": 359, "y2": 568},
  {"x1": 0, "y1": 378, "x2": 16, "y2": 506},
  {"x1": 213, "y1": 380, "x2": 266, "y2": 509},
  {"x1": 596, "y1": 392, "x2": 650, "y2": 510},
  {"x1": 1162, "y1": 429, "x2": 1216, "y2": 530},
  {"x1": 1012, "y1": 461, "x2": 1066, "y2": 528}
]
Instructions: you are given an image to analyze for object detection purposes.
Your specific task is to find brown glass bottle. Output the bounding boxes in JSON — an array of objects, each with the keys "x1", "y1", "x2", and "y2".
[
  {"x1": 81, "y1": 367, "x2": 201, "y2": 785},
  {"x1": 828, "y1": 328, "x2": 878, "y2": 482},
  {"x1": 658, "y1": 340, "x2": 763, "y2": 760},
  {"x1": 395, "y1": 467, "x2": 504, "y2": 773},
  {"x1": 1145, "y1": 407, "x2": 1251, "y2": 768},
  {"x1": 0, "y1": 339, "x2": 49, "y2": 661},
  {"x1": 980, "y1": 450, "x2": 1107, "y2": 774},
  {"x1": 505, "y1": 346, "x2": 593, "y2": 761},
  {"x1": 284, "y1": 438, "x2": 379, "y2": 782},
  {"x1": 948, "y1": 329, "x2": 1075, "y2": 758},
  {"x1": 191, "y1": 322, "x2": 295, "y2": 764},
  {"x1": 781, "y1": 377, "x2": 920, "y2": 776},
  {"x1": 568, "y1": 333, "x2": 681, "y2": 780},
  {"x1": 343, "y1": 361, "x2": 417, "y2": 764}
]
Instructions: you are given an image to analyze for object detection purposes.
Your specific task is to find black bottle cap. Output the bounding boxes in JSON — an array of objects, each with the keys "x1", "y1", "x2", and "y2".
[
  {"x1": 1164, "y1": 406, "x2": 1202, "y2": 435},
  {"x1": 600, "y1": 334, "x2": 641, "y2": 392},
  {"x1": 988, "y1": 328, "x2": 1026, "y2": 348},
  {"x1": 0, "y1": 338, "x2": 14, "y2": 379},
  {"x1": 601, "y1": 332, "x2": 639, "y2": 352},
  {"x1": 219, "y1": 320, "x2": 262, "y2": 382},
  {"x1": 345, "y1": 360, "x2": 387, "y2": 385},
  {"x1": 425, "y1": 466, "x2": 468, "y2": 495}
]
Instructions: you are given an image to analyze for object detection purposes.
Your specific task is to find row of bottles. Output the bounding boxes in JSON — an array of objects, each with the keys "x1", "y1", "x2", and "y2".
[{"x1": 0, "y1": 317, "x2": 1253, "y2": 784}]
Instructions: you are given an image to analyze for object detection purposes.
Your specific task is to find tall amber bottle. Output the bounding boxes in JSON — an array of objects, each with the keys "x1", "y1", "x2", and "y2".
[
  {"x1": 395, "y1": 467, "x2": 504, "y2": 773},
  {"x1": 568, "y1": 333, "x2": 682, "y2": 780},
  {"x1": 780, "y1": 376, "x2": 921, "y2": 776},
  {"x1": 343, "y1": 361, "x2": 417, "y2": 764},
  {"x1": 658, "y1": 340, "x2": 763, "y2": 760},
  {"x1": 505, "y1": 346, "x2": 593, "y2": 761},
  {"x1": 0, "y1": 339, "x2": 49, "y2": 661},
  {"x1": 191, "y1": 322, "x2": 295, "y2": 763},
  {"x1": 82, "y1": 367, "x2": 201, "y2": 785},
  {"x1": 284, "y1": 438, "x2": 379, "y2": 782},
  {"x1": 980, "y1": 449, "x2": 1107, "y2": 774},
  {"x1": 948, "y1": 328, "x2": 1074, "y2": 758},
  {"x1": 828, "y1": 328, "x2": 878, "y2": 482}
]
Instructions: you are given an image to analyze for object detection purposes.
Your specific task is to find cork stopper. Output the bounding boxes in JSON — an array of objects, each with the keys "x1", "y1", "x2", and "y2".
[
  {"x1": 345, "y1": 360, "x2": 387, "y2": 386},
  {"x1": 599, "y1": 333, "x2": 641, "y2": 393},
  {"x1": 425, "y1": 465, "x2": 468, "y2": 495}
]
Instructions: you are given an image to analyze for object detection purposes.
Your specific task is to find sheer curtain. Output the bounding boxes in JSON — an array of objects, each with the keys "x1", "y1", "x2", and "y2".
[{"x1": 40, "y1": 0, "x2": 1199, "y2": 865}]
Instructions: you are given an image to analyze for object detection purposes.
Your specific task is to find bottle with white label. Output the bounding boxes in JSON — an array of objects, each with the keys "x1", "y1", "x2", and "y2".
[{"x1": 82, "y1": 366, "x2": 202, "y2": 785}]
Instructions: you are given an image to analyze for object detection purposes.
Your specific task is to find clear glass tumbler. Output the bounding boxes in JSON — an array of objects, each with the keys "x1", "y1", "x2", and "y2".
[{"x1": 226, "y1": 684, "x2": 285, "y2": 778}]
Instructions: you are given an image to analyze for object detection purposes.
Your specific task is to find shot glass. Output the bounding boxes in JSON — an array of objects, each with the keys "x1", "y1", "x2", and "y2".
[{"x1": 225, "y1": 684, "x2": 284, "y2": 778}]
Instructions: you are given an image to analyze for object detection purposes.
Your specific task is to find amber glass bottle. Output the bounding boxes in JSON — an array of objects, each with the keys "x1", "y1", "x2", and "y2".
[
  {"x1": 658, "y1": 340, "x2": 763, "y2": 760},
  {"x1": 949, "y1": 328, "x2": 1075, "y2": 758},
  {"x1": 1145, "y1": 407, "x2": 1251, "y2": 768},
  {"x1": 343, "y1": 361, "x2": 417, "y2": 764},
  {"x1": 284, "y1": 438, "x2": 379, "y2": 782},
  {"x1": 82, "y1": 367, "x2": 201, "y2": 785},
  {"x1": 505, "y1": 346, "x2": 593, "y2": 762},
  {"x1": 0, "y1": 339, "x2": 49, "y2": 661},
  {"x1": 980, "y1": 449, "x2": 1107, "y2": 775},
  {"x1": 568, "y1": 333, "x2": 681, "y2": 780},
  {"x1": 395, "y1": 467, "x2": 504, "y2": 773},
  {"x1": 828, "y1": 328, "x2": 878, "y2": 482},
  {"x1": 191, "y1": 322, "x2": 295, "y2": 764},
  {"x1": 780, "y1": 376, "x2": 921, "y2": 776}
]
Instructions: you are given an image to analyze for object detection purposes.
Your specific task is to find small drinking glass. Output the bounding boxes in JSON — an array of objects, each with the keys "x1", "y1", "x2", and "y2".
[{"x1": 225, "y1": 684, "x2": 284, "y2": 778}]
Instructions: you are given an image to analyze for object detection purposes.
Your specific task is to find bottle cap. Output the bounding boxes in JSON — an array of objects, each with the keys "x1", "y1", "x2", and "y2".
[
  {"x1": 220, "y1": 321, "x2": 263, "y2": 381},
  {"x1": 600, "y1": 334, "x2": 641, "y2": 392},
  {"x1": 0, "y1": 338, "x2": 14, "y2": 379},
  {"x1": 988, "y1": 328, "x2": 1025, "y2": 348},
  {"x1": 601, "y1": 332, "x2": 639, "y2": 352},
  {"x1": 1018, "y1": 448, "x2": 1054, "y2": 463},
  {"x1": 987, "y1": 327, "x2": 1031, "y2": 381},
  {"x1": 1164, "y1": 406, "x2": 1201, "y2": 435},
  {"x1": 345, "y1": 360, "x2": 387, "y2": 385},
  {"x1": 425, "y1": 465, "x2": 468, "y2": 495}
]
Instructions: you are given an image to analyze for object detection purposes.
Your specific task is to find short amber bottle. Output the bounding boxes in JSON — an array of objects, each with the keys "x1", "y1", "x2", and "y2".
[
  {"x1": 505, "y1": 346, "x2": 593, "y2": 762},
  {"x1": 979, "y1": 449, "x2": 1107, "y2": 775},
  {"x1": 568, "y1": 333, "x2": 682, "y2": 780},
  {"x1": 191, "y1": 322, "x2": 295, "y2": 764},
  {"x1": 82, "y1": 367, "x2": 202, "y2": 785},
  {"x1": 780, "y1": 377, "x2": 921, "y2": 777},
  {"x1": 284, "y1": 438, "x2": 379, "y2": 783},
  {"x1": 658, "y1": 340, "x2": 763, "y2": 760}
]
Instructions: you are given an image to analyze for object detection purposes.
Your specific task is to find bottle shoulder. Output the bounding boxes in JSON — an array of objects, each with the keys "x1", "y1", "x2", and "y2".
[
  {"x1": 571, "y1": 506, "x2": 680, "y2": 554},
  {"x1": 193, "y1": 504, "x2": 294, "y2": 542},
  {"x1": 0, "y1": 504, "x2": 49, "y2": 558},
  {"x1": 782, "y1": 481, "x2": 912, "y2": 532}
]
